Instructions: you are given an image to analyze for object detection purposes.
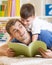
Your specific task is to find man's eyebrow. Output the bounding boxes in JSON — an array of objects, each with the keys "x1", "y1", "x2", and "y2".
[
  {"x1": 12, "y1": 29, "x2": 16, "y2": 32},
  {"x1": 18, "y1": 23, "x2": 21, "y2": 26}
]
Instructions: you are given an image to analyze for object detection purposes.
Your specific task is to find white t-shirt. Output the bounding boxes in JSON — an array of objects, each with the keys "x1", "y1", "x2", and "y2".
[{"x1": 27, "y1": 17, "x2": 52, "y2": 34}]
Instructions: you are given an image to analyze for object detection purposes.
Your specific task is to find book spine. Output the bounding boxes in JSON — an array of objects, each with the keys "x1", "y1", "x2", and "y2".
[
  {"x1": 2, "y1": 1, "x2": 8, "y2": 17},
  {"x1": 0, "y1": 21, "x2": 7, "y2": 42},
  {"x1": 7, "y1": 0, "x2": 12, "y2": 16},
  {"x1": 15, "y1": 0, "x2": 20, "y2": 16},
  {"x1": 11, "y1": 0, "x2": 15, "y2": 17},
  {"x1": 0, "y1": 5, "x2": 5, "y2": 17}
]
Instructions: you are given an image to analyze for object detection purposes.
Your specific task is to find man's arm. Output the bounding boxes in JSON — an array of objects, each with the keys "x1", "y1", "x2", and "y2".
[
  {"x1": 0, "y1": 44, "x2": 15, "y2": 57},
  {"x1": 38, "y1": 48, "x2": 52, "y2": 58},
  {"x1": 0, "y1": 44, "x2": 8, "y2": 56}
]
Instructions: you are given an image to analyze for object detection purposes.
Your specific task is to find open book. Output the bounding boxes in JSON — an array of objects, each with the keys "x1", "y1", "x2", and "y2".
[{"x1": 8, "y1": 41, "x2": 47, "y2": 57}]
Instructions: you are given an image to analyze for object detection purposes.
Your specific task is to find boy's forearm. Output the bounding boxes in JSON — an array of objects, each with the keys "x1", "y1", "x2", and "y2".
[
  {"x1": 51, "y1": 47, "x2": 52, "y2": 51},
  {"x1": 32, "y1": 34, "x2": 38, "y2": 41}
]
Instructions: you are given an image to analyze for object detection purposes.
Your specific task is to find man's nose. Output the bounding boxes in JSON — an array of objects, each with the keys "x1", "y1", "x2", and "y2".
[
  {"x1": 19, "y1": 29, "x2": 23, "y2": 36},
  {"x1": 20, "y1": 32, "x2": 23, "y2": 37}
]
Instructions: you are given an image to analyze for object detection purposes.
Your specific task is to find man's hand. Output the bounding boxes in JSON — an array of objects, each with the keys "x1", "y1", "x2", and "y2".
[
  {"x1": 38, "y1": 48, "x2": 52, "y2": 58},
  {"x1": 4, "y1": 48, "x2": 15, "y2": 57}
]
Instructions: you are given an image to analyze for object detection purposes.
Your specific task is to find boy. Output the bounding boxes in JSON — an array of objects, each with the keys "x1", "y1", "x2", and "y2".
[{"x1": 20, "y1": 3, "x2": 52, "y2": 49}]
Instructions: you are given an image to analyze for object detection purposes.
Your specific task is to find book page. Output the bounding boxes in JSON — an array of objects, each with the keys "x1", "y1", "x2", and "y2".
[
  {"x1": 8, "y1": 42, "x2": 30, "y2": 57},
  {"x1": 28, "y1": 41, "x2": 47, "y2": 57}
]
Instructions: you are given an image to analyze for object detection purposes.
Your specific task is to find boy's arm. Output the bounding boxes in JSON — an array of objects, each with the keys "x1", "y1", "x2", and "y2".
[{"x1": 32, "y1": 34, "x2": 38, "y2": 42}]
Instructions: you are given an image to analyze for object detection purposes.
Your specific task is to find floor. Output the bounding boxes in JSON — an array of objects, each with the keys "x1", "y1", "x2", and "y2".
[
  {"x1": 0, "y1": 38, "x2": 52, "y2": 65},
  {"x1": 0, "y1": 56, "x2": 52, "y2": 65}
]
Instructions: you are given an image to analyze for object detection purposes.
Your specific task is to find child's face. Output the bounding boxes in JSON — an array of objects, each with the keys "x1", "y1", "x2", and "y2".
[
  {"x1": 9, "y1": 21, "x2": 30, "y2": 44},
  {"x1": 21, "y1": 16, "x2": 34, "y2": 29}
]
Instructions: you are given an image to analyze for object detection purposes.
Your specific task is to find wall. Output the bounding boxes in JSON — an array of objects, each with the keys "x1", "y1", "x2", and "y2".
[{"x1": 20, "y1": 0, "x2": 41, "y2": 16}]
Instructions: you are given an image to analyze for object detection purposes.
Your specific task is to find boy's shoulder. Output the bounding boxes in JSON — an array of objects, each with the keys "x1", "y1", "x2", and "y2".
[
  {"x1": 34, "y1": 17, "x2": 42, "y2": 21},
  {"x1": 33, "y1": 17, "x2": 46, "y2": 23}
]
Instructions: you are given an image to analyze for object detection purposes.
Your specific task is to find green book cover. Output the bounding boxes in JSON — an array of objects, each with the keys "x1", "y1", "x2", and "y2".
[{"x1": 8, "y1": 41, "x2": 47, "y2": 57}]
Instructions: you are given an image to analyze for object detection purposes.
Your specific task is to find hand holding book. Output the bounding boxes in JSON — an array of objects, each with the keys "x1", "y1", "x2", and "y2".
[{"x1": 8, "y1": 41, "x2": 47, "y2": 57}]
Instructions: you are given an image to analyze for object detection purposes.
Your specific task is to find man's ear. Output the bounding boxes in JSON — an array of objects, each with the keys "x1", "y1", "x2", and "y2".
[{"x1": 9, "y1": 35, "x2": 14, "y2": 41}]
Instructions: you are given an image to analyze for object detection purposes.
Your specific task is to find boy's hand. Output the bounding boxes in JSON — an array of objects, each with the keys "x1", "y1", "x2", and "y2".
[
  {"x1": 4, "y1": 48, "x2": 15, "y2": 57},
  {"x1": 38, "y1": 48, "x2": 52, "y2": 58}
]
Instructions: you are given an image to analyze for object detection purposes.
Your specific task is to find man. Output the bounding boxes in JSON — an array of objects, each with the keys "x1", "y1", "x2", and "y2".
[{"x1": 0, "y1": 19, "x2": 31, "y2": 57}]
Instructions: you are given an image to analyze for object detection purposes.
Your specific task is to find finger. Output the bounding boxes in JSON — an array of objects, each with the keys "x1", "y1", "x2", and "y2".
[
  {"x1": 8, "y1": 52, "x2": 15, "y2": 57},
  {"x1": 7, "y1": 48, "x2": 14, "y2": 52},
  {"x1": 38, "y1": 48, "x2": 48, "y2": 58},
  {"x1": 38, "y1": 47, "x2": 46, "y2": 52}
]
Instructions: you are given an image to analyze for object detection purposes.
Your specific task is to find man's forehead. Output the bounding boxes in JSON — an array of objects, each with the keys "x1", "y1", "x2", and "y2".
[
  {"x1": 15, "y1": 21, "x2": 21, "y2": 24},
  {"x1": 10, "y1": 21, "x2": 21, "y2": 29}
]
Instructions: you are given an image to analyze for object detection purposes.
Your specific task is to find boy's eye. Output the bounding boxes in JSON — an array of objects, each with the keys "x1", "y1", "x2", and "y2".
[
  {"x1": 27, "y1": 20, "x2": 29, "y2": 22},
  {"x1": 21, "y1": 19, "x2": 24, "y2": 21},
  {"x1": 22, "y1": 19, "x2": 24, "y2": 21}
]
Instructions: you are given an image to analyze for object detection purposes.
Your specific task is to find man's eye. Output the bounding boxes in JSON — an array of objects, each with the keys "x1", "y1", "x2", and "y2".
[
  {"x1": 19, "y1": 25, "x2": 22, "y2": 28},
  {"x1": 14, "y1": 30, "x2": 18, "y2": 33}
]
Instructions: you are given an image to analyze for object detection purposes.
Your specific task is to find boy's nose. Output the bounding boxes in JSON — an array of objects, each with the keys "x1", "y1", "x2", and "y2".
[{"x1": 24, "y1": 21, "x2": 27, "y2": 25}]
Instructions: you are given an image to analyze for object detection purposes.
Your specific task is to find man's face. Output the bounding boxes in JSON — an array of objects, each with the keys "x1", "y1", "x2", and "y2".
[
  {"x1": 9, "y1": 21, "x2": 30, "y2": 43},
  {"x1": 21, "y1": 16, "x2": 34, "y2": 29}
]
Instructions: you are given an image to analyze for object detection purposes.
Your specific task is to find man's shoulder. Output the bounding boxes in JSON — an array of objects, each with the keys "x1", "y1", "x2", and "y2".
[{"x1": 11, "y1": 38, "x2": 21, "y2": 43}]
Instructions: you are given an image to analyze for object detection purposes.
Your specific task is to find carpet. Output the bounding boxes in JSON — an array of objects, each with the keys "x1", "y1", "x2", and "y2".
[{"x1": 0, "y1": 56, "x2": 52, "y2": 65}]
